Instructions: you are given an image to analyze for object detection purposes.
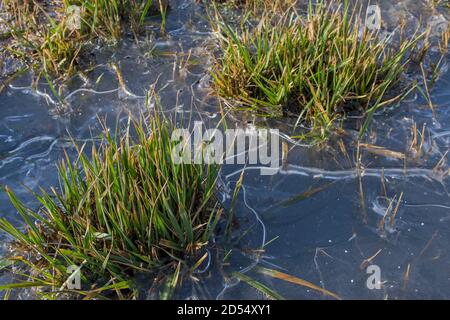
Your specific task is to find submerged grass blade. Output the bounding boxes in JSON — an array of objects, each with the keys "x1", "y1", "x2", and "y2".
[
  {"x1": 233, "y1": 272, "x2": 285, "y2": 300},
  {"x1": 257, "y1": 267, "x2": 341, "y2": 300}
]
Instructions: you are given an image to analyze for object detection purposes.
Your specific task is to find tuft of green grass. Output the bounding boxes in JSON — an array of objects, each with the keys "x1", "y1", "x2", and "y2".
[
  {"x1": 0, "y1": 109, "x2": 224, "y2": 299},
  {"x1": 1, "y1": 0, "x2": 168, "y2": 76},
  {"x1": 2, "y1": 1, "x2": 80, "y2": 75},
  {"x1": 66, "y1": 0, "x2": 167, "y2": 41},
  {"x1": 211, "y1": 0, "x2": 296, "y2": 12},
  {"x1": 211, "y1": 0, "x2": 424, "y2": 140}
]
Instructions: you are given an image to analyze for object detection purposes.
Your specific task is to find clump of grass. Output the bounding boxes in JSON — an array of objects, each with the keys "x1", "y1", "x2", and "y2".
[
  {"x1": 1, "y1": 0, "x2": 168, "y2": 76},
  {"x1": 67, "y1": 0, "x2": 168, "y2": 41},
  {"x1": 428, "y1": 0, "x2": 450, "y2": 9},
  {"x1": 0, "y1": 110, "x2": 223, "y2": 299},
  {"x1": 2, "y1": 1, "x2": 80, "y2": 75},
  {"x1": 211, "y1": 0, "x2": 296, "y2": 12},
  {"x1": 211, "y1": 0, "x2": 424, "y2": 140}
]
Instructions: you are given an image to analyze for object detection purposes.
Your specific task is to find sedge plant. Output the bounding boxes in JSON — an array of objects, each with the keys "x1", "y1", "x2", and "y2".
[
  {"x1": 0, "y1": 108, "x2": 224, "y2": 299},
  {"x1": 211, "y1": 0, "x2": 297, "y2": 13},
  {"x1": 211, "y1": 0, "x2": 424, "y2": 140},
  {"x1": 1, "y1": 0, "x2": 168, "y2": 76}
]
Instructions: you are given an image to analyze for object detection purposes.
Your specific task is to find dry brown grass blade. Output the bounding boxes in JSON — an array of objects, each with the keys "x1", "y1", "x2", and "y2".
[
  {"x1": 390, "y1": 192, "x2": 404, "y2": 227},
  {"x1": 402, "y1": 263, "x2": 411, "y2": 291},
  {"x1": 420, "y1": 62, "x2": 435, "y2": 113},
  {"x1": 256, "y1": 267, "x2": 341, "y2": 300},
  {"x1": 111, "y1": 63, "x2": 126, "y2": 89},
  {"x1": 378, "y1": 195, "x2": 396, "y2": 233},
  {"x1": 433, "y1": 151, "x2": 448, "y2": 174},
  {"x1": 279, "y1": 182, "x2": 333, "y2": 207},
  {"x1": 408, "y1": 122, "x2": 427, "y2": 160},
  {"x1": 189, "y1": 251, "x2": 209, "y2": 274},
  {"x1": 282, "y1": 141, "x2": 289, "y2": 169},
  {"x1": 360, "y1": 249, "x2": 383, "y2": 270},
  {"x1": 356, "y1": 143, "x2": 368, "y2": 224},
  {"x1": 359, "y1": 143, "x2": 406, "y2": 160},
  {"x1": 337, "y1": 139, "x2": 352, "y2": 167}
]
